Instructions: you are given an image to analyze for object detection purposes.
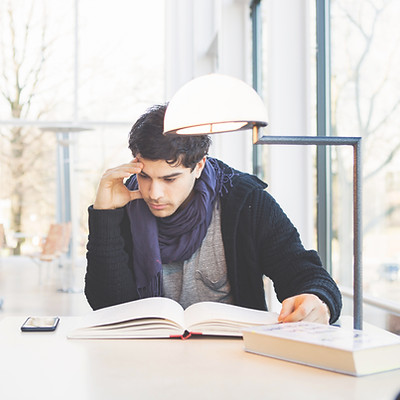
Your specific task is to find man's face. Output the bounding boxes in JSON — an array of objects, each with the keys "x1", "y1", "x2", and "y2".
[{"x1": 136, "y1": 156, "x2": 206, "y2": 218}]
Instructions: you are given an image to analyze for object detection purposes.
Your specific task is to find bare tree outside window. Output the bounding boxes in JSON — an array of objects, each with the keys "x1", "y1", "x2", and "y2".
[
  {"x1": 0, "y1": 1, "x2": 62, "y2": 254},
  {"x1": 0, "y1": 0, "x2": 165, "y2": 257},
  {"x1": 331, "y1": 0, "x2": 400, "y2": 297}
]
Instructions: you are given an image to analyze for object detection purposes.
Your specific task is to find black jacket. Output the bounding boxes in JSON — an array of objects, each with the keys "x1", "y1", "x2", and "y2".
[{"x1": 85, "y1": 159, "x2": 342, "y2": 323}]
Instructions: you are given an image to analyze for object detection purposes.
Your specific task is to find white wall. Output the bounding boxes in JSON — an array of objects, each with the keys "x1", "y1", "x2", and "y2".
[
  {"x1": 165, "y1": 0, "x2": 253, "y2": 173},
  {"x1": 265, "y1": 0, "x2": 314, "y2": 249}
]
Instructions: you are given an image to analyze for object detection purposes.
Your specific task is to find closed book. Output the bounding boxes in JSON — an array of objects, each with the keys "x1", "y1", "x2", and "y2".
[{"x1": 243, "y1": 321, "x2": 400, "y2": 376}]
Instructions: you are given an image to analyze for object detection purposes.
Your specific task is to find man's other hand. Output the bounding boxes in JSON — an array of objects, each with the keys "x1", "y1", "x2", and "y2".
[{"x1": 278, "y1": 293, "x2": 330, "y2": 324}]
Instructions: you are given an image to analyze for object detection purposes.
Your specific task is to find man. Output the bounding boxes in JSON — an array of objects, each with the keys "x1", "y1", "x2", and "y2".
[{"x1": 85, "y1": 104, "x2": 342, "y2": 324}]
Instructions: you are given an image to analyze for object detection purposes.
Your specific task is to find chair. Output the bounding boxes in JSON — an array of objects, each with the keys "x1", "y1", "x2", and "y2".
[
  {"x1": 0, "y1": 224, "x2": 13, "y2": 255},
  {"x1": 0, "y1": 224, "x2": 5, "y2": 250},
  {"x1": 0, "y1": 224, "x2": 15, "y2": 273},
  {"x1": 38, "y1": 224, "x2": 64, "y2": 261},
  {"x1": 59, "y1": 222, "x2": 72, "y2": 254},
  {"x1": 0, "y1": 224, "x2": 10, "y2": 308},
  {"x1": 29, "y1": 223, "x2": 72, "y2": 285}
]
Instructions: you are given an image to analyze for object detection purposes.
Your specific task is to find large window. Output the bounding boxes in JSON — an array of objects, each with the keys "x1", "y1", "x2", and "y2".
[
  {"x1": 254, "y1": 0, "x2": 400, "y2": 326},
  {"x1": 0, "y1": 0, "x2": 165, "y2": 256},
  {"x1": 330, "y1": 0, "x2": 400, "y2": 310}
]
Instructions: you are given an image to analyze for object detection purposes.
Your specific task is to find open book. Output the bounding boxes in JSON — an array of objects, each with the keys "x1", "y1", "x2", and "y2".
[
  {"x1": 243, "y1": 321, "x2": 400, "y2": 376},
  {"x1": 68, "y1": 297, "x2": 278, "y2": 339}
]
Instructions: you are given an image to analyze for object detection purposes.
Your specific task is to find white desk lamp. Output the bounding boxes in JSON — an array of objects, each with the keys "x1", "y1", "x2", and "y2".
[{"x1": 163, "y1": 73, "x2": 268, "y2": 141}]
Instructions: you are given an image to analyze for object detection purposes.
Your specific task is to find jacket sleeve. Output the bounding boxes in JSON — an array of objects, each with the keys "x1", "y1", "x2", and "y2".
[
  {"x1": 84, "y1": 206, "x2": 139, "y2": 310},
  {"x1": 252, "y1": 189, "x2": 342, "y2": 323}
]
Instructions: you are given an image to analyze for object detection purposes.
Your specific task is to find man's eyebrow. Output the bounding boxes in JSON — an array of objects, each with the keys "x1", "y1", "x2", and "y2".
[
  {"x1": 161, "y1": 172, "x2": 183, "y2": 179},
  {"x1": 139, "y1": 171, "x2": 183, "y2": 179}
]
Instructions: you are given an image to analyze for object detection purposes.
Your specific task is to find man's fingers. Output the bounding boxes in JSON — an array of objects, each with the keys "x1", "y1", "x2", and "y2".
[
  {"x1": 103, "y1": 162, "x2": 143, "y2": 181},
  {"x1": 279, "y1": 296, "x2": 311, "y2": 322},
  {"x1": 283, "y1": 305, "x2": 313, "y2": 323},
  {"x1": 129, "y1": 189, "x2": 143, "y2": 201},
  {"x1": 278, "y1": 298, "x2": 295, "y2": 322},
  {"x1": 278, "y1": 294, "x2": 330, "y2": 324}
]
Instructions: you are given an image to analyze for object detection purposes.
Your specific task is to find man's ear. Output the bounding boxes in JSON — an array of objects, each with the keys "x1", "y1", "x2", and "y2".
[{"x1": 194, "y1": 156, "x2": 207, "y2": 179}]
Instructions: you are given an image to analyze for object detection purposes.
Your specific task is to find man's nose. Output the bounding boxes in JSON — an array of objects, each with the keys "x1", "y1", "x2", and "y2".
[{"x1": 149, "y1": 181, "x2": 163, "y2": 200}]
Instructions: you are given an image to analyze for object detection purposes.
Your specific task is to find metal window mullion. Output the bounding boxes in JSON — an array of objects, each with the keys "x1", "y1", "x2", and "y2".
[
  {"x1": 250, "y1": 0, "x2": 262, "y2": 177},
  {"x1": 316, "y1": 0, "x2": 332, "y2": 274}
]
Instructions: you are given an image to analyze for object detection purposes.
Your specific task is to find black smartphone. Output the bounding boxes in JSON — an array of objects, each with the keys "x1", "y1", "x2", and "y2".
[{"x1": 21, "y1": 316, "x2": 60, "y2": 332}]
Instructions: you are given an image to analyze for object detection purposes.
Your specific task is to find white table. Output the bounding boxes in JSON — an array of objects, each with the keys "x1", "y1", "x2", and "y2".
[{"x1": 1, "y1": 317, "x2": 400, "y2": 400}]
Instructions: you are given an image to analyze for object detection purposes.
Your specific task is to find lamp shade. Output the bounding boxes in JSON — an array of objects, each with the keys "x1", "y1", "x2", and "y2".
[{"x1": 163, "y1": 73, "x2": 268, "y2": 135}]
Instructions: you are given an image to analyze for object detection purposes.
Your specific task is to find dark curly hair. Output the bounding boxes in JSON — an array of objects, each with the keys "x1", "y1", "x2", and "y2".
[{"x1": 128, "y1": 104, "x2": 211, "y2": 171}]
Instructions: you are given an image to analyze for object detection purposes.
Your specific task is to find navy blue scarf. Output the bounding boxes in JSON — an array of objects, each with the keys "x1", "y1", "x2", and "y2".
[{"x1": 126, "y1": 157, "x2": 236, "y2": 298}]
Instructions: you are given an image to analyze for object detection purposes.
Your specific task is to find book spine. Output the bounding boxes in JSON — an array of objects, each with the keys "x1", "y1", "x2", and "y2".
[{"x1": 169, "y1": 332, "x2": 203, "y2": 340}]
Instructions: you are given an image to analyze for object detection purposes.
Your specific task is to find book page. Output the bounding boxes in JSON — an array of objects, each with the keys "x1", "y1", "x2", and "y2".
[
  {"x1": 78, "y1": 297, "x2": 186, "y2": 330},
  {"x1": 70, "y1": 319, "x2": 184, "y2": 338},
  {"x1": 184, "y1": 302, "x2": 278, "y2": 334}
]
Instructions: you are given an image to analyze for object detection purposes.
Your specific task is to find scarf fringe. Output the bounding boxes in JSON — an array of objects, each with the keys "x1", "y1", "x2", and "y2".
[
  {"x1": 137, "y1": 270, "x2": 163, "y2": 299},
  {"x1": 207, "y1": 157, "x2": 238, "y2": 196}
]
